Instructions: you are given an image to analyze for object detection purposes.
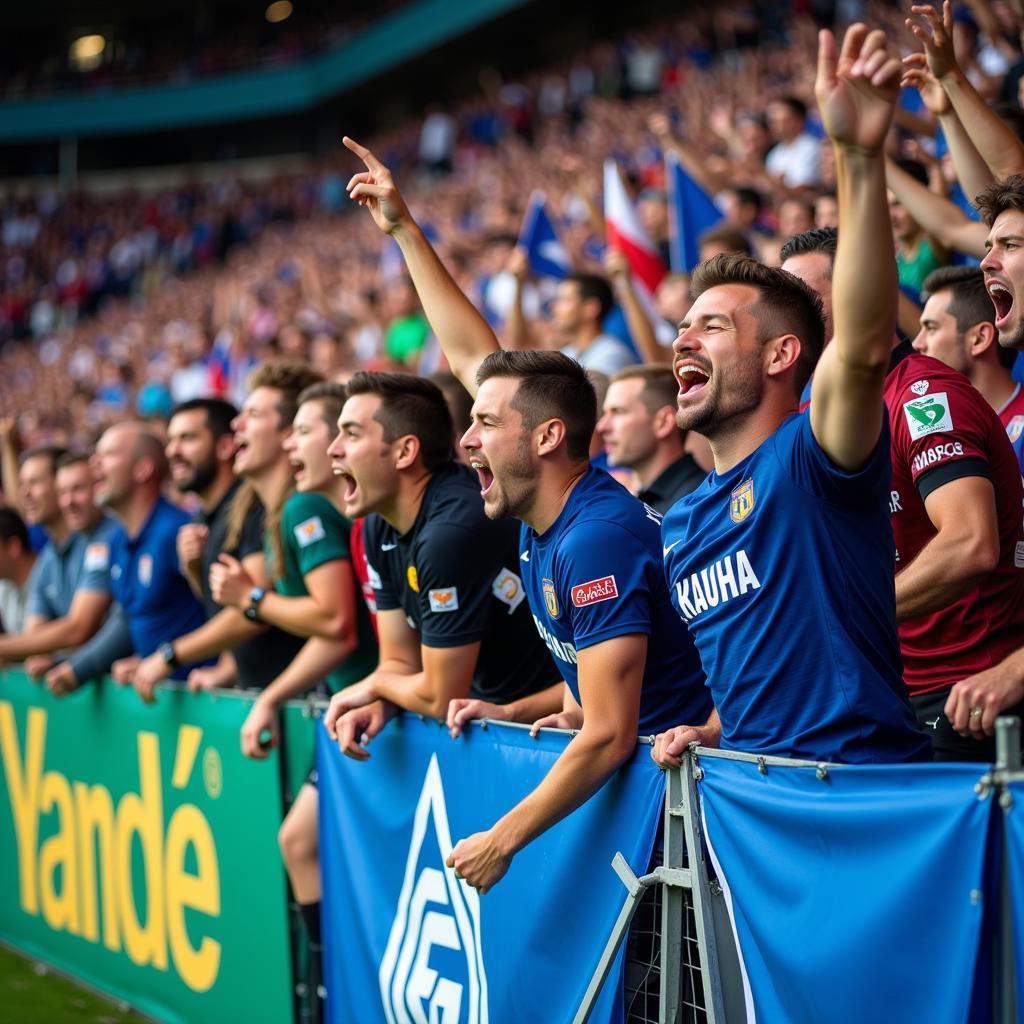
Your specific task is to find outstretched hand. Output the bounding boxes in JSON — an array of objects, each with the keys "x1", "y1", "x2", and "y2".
[
  {"x1": 815, "y1": 24, "x2": 902, "y2": 154},
  {"x1": 906, "y1": 2, "x2": 960, "y2": 83},
  {"x1": 343, "y1": 136, "x2": 414, "y2": 235}
]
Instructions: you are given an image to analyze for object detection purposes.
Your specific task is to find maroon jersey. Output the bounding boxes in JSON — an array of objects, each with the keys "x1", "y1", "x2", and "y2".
[{"x1": 885, "y1": 355, "x2": 1024, "y2": 696}]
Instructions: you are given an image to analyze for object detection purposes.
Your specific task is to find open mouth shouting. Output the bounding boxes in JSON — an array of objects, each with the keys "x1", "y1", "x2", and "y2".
[
  {"x1": 470, "y1": 458, "x2": 495, "y2": 498},
  {"x1": 674, "y1": 359, "x2": 712, "y2": 401},
  {"x1": 987, "y1": 277, "x2": 1015, "y2": 332},
  {"x1": 332, "y1": 461, "x2": 360, "y2": 504}
]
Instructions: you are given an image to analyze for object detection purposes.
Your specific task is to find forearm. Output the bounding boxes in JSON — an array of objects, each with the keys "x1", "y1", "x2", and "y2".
[
  {"x1": 895, "y1": 534, "x2": 991, "y2": 621},
  {"x1": 369, "y1": 667, "x2": 457, "y2": 719},
  {"x1": 493, "y1": 724, "x2": 636, "y2": 857},
  {"x1": 66, "y1": 606, "x2": 134, "y2": 681},
  {"x1": 182, "y1": 562, "x2": 204, "y2": 599},
  {"x1": 501, "y1": 683, "x2": 565, "y2": 723},
  {"x1": 391, "y1": 221, "x2": 500, "y2": 390},
  {"x1": 1, "y1": 440, "x2": 22, "y2": 515},
  {"x1": 615, "y1": 281, "x2": 661, "y2": 364},
  {"x1": 249, "y1": 589, "x2": 347, "y2": 640},
  {"x1": 501, "y1": 279, "x2": 537, "y2": 351},
  {"x1": 898, "y1": 292, "x2": 922, "y2": 342},
  {"x1": 833, "y1": 147, "x2": 896, "y2": 367},
  {"x1": 259, "y1": 637, "x2": 350, "y2": 706},
  {"x1": 0, "y1": 611, "x2": 102, "y2": 661},
  {"x1": 943, "y1": 69, "x2": 1024, "y2": 179},
  {"x1": 172, "y1": 608, "x2": 264, "y2": 665},
  {"x1": 937, "y1": 110, "x2": 995, "y2": 201}
]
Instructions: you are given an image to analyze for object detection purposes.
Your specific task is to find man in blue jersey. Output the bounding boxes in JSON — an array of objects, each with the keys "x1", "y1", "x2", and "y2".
[
  {"x1": 342, "y1": 137, "x2": 711, "y2": 896},
  {"x1": 654, "y1": 25, "x2": 930, "y2": 765}
]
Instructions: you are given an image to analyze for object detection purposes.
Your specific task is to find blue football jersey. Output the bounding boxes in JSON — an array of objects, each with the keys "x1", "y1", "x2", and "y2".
[
  {"x1": 662, "y1": 412, "x2": 930, "y2": 764},
  {"x1": 521, "y1": 468, "x2": 711, "y2": 736}
]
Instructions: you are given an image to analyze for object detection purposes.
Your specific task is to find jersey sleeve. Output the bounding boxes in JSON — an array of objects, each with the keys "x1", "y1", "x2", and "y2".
[
  {"x1": 281, "y1": 493, "x2": 351, "y2": 577},
  {"x1": 777, "y1": 409, "x2": 892, "y2": 506},
  {"x1": 556, "y1": 519, "x2": 654, "y2": 652},
  {"x1": 413, "y1": 522, "x2": 501, "y2": 648},
  {"x1": 361, "y1": 515, "x2": 400, "y2": 613},
  {"x1": 78, "y1": 537, "x2": 114, "y2": 594},
  {"x1": 891, "y1": 377, "x2": 992, "y2": 499}
]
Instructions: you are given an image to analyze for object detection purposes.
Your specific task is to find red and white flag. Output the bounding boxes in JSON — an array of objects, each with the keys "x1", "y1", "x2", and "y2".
[{"x1": 603, "y1": 160, "x2": 667, "y2": 296}]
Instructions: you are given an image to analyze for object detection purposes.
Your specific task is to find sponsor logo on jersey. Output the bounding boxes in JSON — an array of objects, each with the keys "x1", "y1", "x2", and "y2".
[
  {"x1": 407, "y1": 565, "x2": 419, "y2": 593},
  {"x1": 903, "y1": 393, "x2": 953, "y2": 439},
  {"x1": 910, "y1": 380, "x2": 930, "y2": 396},
  {"x1": 294, "y1": 516, "x2": 326, "y2": 547},
  {"x1": 542, "y1": 578, "x2": 558, "y2": 618},
  {"x1": 83, "y1": 543, "x2": 109, "y2": 572},
  {"x1": 912, "y1": 441, "x2": 964, "y2": 474},
  {"x1": 492, "y1": 569, "x2": 525, "y2": 614},
  {"x1": 532, "y1": 614, "x2": 578, "y2": 665},
  {"x1": 729, "y1": 478, "x2": 755, "y2": 523},
  {"x1": 381, "y1": 542, "x2": 398, "y2": 551},
  {"x1": 1007, "y1": 415, "x2": 1024, "y2": 444},
  {"x1": 673, "y1": 549, "x2": 761, "y2": 622},
  {"x1": 379, "y1": 754, "x2": 488, "y2": 1024},
  {"x1": 570, "y1": 575, "x2": 619, "y2": 608},
  {"x1": 428, "y1": 587, "x2": 459, "y2": 613},
  {"x1": 520, "y1": 550, "x2": 530, "y2": 563},
  {"x1": 138, "y1": 554, "x2": 153, "y2": 587},
  {"x1": 888, "y1": 490, "x2": 902, "y2": 514},
  {"x1": 1016, "y1": 542, "x2": 1024, "y2": 569}
]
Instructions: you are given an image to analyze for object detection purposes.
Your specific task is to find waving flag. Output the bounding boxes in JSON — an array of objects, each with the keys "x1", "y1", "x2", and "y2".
[
  {"x1": 519, "y1": 191, "x2": 571, "y2": 279},
  {"x1": 602, "y1": 160, "x2": 666, "y2": 294},
  {"x1": 666, "y1": 151, "x2": 723, "y2": 273}
]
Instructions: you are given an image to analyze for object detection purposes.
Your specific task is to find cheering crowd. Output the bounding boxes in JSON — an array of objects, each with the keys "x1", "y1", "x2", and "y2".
[{"x1": 4, "y1": 1, "x2": 1024, "y2": 1020}]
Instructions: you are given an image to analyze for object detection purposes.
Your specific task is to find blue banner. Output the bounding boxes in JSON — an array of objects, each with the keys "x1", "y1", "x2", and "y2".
[
  {"x1": 698, "y1": 756, "x2": 993, "y2": 1024},
  {"x1": 1005, "y1": 779, "x2": 1024, "y2": 1017},
  {"x1": 317, "y1": 716, "x2": 664, "y2": 1024},
  {"x1": 519, "y1": 191, "x2": 572, "y2": 280},
  {"x1": 666, "y1": 152, "x2": 723, "y2": 274}
]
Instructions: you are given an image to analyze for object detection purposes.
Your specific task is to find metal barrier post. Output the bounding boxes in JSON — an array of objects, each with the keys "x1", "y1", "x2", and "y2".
[
  {"x1": 995, "y1": 716, "x2": 1021, "y2": 1024},
  {"x1": 660, "y1": 762, "x2": 686, "y2": 1023}
]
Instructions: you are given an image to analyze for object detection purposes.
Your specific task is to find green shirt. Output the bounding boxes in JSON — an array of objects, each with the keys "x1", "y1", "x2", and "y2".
[
  {"x1": 385, "y1": 314, "x2": 430, "y2": 365},
  {"x1": 897, "y1": 237, "x2": 942, "y2": 299},
  {"x1": 269, "y1": 491, "x2": 378, "y2": 691}
]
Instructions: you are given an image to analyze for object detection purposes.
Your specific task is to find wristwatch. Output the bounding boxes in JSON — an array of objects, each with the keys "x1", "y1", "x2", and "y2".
[
  {"x1": 158, "y1": 641, "x2": 179, "y2": 669},
  {"x1": 244, "y1": 586, "x2": 267, "y2": 622}
]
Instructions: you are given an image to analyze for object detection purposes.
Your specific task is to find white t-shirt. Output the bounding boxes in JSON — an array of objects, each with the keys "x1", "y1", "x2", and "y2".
[
  {"x1": 766, "y1": 132, "x2": 822, "y2": 188},
  {"x1": 0, "y1": 578, "x2": 30, "y2": 635},
  {"x1": 562, "y1": 334, "x2": 635, "y2": 376}
]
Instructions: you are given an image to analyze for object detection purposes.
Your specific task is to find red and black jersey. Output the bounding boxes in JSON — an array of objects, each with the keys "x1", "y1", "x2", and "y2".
[{"x1": 885, "y1": 355, "x2": 1024, "y2": 696}]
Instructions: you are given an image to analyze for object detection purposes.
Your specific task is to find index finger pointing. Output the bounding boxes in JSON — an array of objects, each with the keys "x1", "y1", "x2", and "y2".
[{"x1": 343, "y1": 136, "x2": 387, "y2": 175}]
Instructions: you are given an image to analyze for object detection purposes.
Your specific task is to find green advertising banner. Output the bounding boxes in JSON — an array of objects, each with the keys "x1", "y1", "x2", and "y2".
[{"x1": 0, "y1": 670, "x2": 295, "y2": 1023}]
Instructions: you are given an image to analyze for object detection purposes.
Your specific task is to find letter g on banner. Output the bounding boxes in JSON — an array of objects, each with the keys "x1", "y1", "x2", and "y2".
[{"x1": 379, "y1": 754, "x2": 489, "y2": 1024}]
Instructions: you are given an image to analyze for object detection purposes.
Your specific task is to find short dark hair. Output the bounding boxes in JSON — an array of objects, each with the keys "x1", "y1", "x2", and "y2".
[
  {"x1": 976, "y1": 174, "x2": 1024, "y2": 227},
  {"x1": 922, "y1": 266, "x2": 1014, "y2": 369},
  {"x1": 0, "y1": 507, "x2": 29, "y2": 549},
  {"x1": 733, "y1": 187, "x2": 764, "y2": 213},
  {"x1": 297, "y1": 381, "x2": 348, "y2": 432},
  {"x1": 771, "y1": 95, "x2": 807, "y2": 121},
  {"x1": 427, "y1": 371, "x2": 474, "y2": 436},
  {"x1": 247, "y1": 360, "x2": 324, "y2": 430},
  {"x1": 565, "y1": 273, "x2": 614, "y2": 323},
  {"x1": 690, "y1": 253, "x2": 826, "y2": 393},
  {"x1": 698, "y1": 225, "x2": 752, "y2": 256},
  {"x1": 19, "y1": 445, "x2": 68, "y2": 474},
  {"x1": 344, "y1": 372, "x2": 454, "y2": 472},
  {"x1": 475, "y1": 350, "x2": 596, "y2": 463},
  {"x1": 55, "y1": 451, "x2": 92, "y2": 472},
  {"x1": 169, "y1": 398, "x2": 239, "y2": 439},
  {"x1": 610, "y1": 364, "x2": 681, "y2": 416},
  {"x1": 780, "y1": 226, "x2": 838, "y2": 266}
]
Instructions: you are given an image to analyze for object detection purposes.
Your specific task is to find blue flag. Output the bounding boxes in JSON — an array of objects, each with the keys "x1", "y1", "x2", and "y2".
[
  {"x1": 317, "y1": 715, "x2": 664, "y2": 1024},
  {"x1": 666, "y1": 152, "x2": 723, "y2": 273},
  {"x1": 519, "y1": 191, "x2": 571, "y2": 279},
  {"x1": 698, "y1": 755, "x2": 993, "y2": 1024}
]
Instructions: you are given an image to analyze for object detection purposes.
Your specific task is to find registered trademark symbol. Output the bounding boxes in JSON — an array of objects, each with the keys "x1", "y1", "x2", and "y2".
[{"x1": 203, "y1": 747, "x2": 222, "y2": 799}]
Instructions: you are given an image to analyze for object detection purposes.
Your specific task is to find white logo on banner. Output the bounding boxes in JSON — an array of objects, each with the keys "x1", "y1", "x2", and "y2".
[{"x1": 379, "y1": 753, "x2": 488, "y2": 1024}]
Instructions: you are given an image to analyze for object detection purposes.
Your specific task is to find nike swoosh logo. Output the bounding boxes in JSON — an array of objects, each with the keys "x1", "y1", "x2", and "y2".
[
  {"x1": 520, "y1": 551, "x2": 530, "y2": 562},
  {"x1": 381, "y1": 543, "x2": 398, "y2": 551},
  {"x1": 663, "y1": 540, "x2": 681, "y2": 557}
]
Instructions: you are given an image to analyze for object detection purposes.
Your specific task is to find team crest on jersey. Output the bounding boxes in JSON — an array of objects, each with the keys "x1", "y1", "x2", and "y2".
[
  {"x1": 542, "y1": 578, "x2": 559, "y2": 618},
  {"x1": 407, "y1": 565, "x2": 420, "y2": 593},
  {"x1": 429, "y1": 587, "x2": 459, "y2": 612},
  {"x1": 294, "y1": 516, "x2": 326, "y2": 547},
  {"x1": 1008, "y1": 415, "x2": 1024, "y2": 444},
  {"x1": 910, "y1": 380, "x2": 930, "y2": 396},
  {"x1": 903, "y1": 393, "x2": 953, "y2": 439},
  {"x1": 729, "y1": 478, "x2": 755, "y2": 523},
  {"x1": 137, "y1": 554, "x2": 153, "y2": 587}
]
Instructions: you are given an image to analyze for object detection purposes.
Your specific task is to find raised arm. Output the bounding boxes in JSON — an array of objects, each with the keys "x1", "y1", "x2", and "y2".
[
  {"x1": 885, "y1": 157, "x2": 988, "y2": 257},
  {"x1": 908, "y1": 3, "x2": 1024, "y2": 181},
  {"x1": 810, "y1": 24, "x2": 903, "y2": 471},
  {"x1": 343, "y1": 136, "x2": 499, "y2": 395}
]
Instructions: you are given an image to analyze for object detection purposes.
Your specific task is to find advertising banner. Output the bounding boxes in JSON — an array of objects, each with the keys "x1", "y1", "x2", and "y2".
[
  {"x1": 317, "y1": 715, "x2": 664, "y2": 1024},
  {"x1": 0, "y1": 669, "x2": 293, "y2": 1024}
]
